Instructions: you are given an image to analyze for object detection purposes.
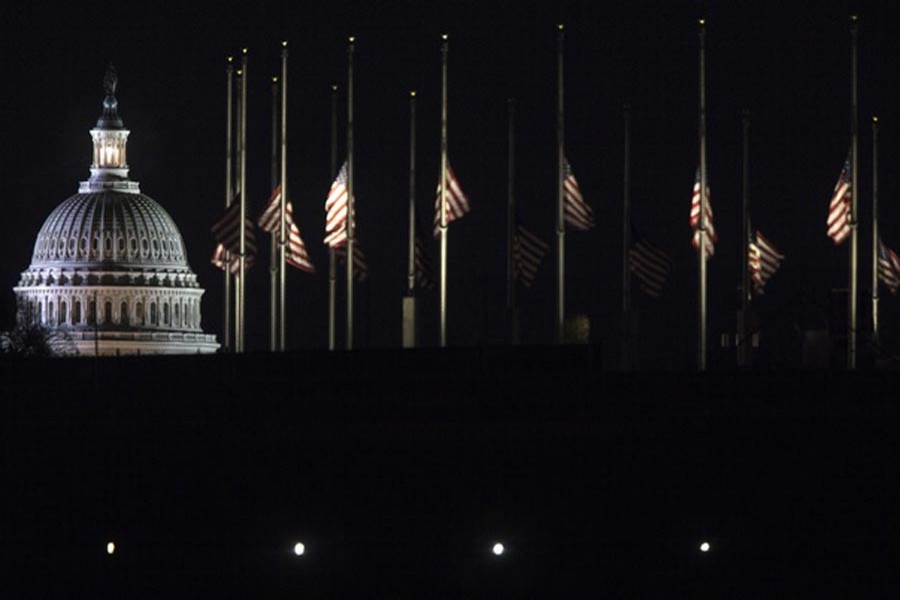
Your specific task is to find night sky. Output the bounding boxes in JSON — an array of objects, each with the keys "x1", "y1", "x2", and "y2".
[{"x1": 2, "y1": 0, "x2": 899, "y2": 367}]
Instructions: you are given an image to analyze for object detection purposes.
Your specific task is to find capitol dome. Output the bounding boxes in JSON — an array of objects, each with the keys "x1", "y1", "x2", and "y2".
[{"x1": 13, "y1": 66, "x2": 219, "y2": 355}]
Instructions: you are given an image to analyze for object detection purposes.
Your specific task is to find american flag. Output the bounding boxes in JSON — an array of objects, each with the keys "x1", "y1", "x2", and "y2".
[
  {"x1": 210, "y1": 242, "x2": 257, "y2": 274},
  {"x1": 878, "y1": 237, "x2": 900, "y2": 295},
  {"x1": 285, "y1": 208, "x2": 315, "y2": 273},
  {"x1": 513, "y1": 223, "x2": 549, "y2": 288},
  {"x1": 257, "y1": 185, "x2": 284, "y2": 233},
  {"x1": 210, "y1": 243, "x2": 236, "y2": 274},
  {"x1": 628, "y1": 227, "x2": 672, "y2": 298},
  {"x1": 257, "y1": 186, "x2": 315, "y2": 273},
  {"x1": 324, "y1": 161, "x2": 350, "y2": 248},
  {"x1": 414, "y1": 226, "x2": 435, "y2": 290},
  {"x1": 335, "y1": 240, "x2": 368, "y2": 282},
  {"x1": 748, "y1": 229, "x2": 784, "y2": 295},
  {"x1": 826, "y1": 152, "x2": 852, "y2": 245},
  {"x1": 211, "y1": 200, "x2": 257, "y2": 272},
  {"x1": 433, "y1": 161, "x2": 471, "y2": 237},
  {"x1": 563, "y1": 158, "x2": 594, "y2": 231},
  {"x1": 689, "y1": 168, "x2": 716, "y2": 259}
]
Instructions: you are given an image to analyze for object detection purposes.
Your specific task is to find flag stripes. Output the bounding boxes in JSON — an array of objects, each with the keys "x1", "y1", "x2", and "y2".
[
  {"x1": 257, "y1": 186, "x2": 315, "y2": 273},
  {"x1": 827, "y1": 152, "x2": 852, "y2": 245},
  {"x1": 415, "y1": 227, "x2": 435, "y2": 290},
  {"x1": 878, "y1": 238, "x2": 900, "y2": 295},
  {"x1": 324, "y1": 161, "x2": 350, "y2": 248},
  {"x1": 513, "y1": 223, "x2": 549, "y2": 288},
  {"x1": 628, "y1": 229, "x2": 672, "y2": 298},
  {"x1": 257, "y1": 185, "x2": 283, "y2": 233},
  {"x1": 336, "y1": 241, "x2": 368, "y2": 282},
  {"x1": 211, "y1": 201, "x2": 257, "y2": 271},
  {"x1": 563, "y1": 158, "x2": 594, "y2": 230},
  {"x1": 285, "y1": 218, "x2": 315, "y2": 273},
  {"x1": 748, "y1": 229, "x2": 784, "y2": 295},
  {"x1": 433, "y1": 162, "x2": 471, "y2": 237},
  {"x1": 690, "y1": 168, "x2": 716, "y2": 260}
]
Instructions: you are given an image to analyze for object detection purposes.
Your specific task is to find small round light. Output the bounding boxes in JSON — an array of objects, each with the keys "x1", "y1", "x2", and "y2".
[
  {"x1": 558, "y1": 24, "x2": 564, "y2": 31},
  {"x1": 242, "y1": 47, "x2": 248, "y2": 55},
  {"x1": 441, "y1": 33, "x2": 448, "y2": 41},
  {"x1": 699, "y1": 541, "x2": 710, "y2": 553},
  {"x1": 282, "y1": 40, "x2": 288, "y2": 48},
  {"x1": 272, "y1": 76, "x2": 278, "y2": 83},
  {"x1": 348, "y1": 36, "x2": 355, "y2": 43},
  {"x1": 293, "y1": 542, "x2": 305, "y2": 556},
  {"x1": 410, "y1": 90, "x2": 416, "y2": 97},
  {"x1": 106, "y1": 541, "x2": 116, "y2": 555},
  {"x1": 492, "y1": 542, "x2": 505, "y2": 556}
]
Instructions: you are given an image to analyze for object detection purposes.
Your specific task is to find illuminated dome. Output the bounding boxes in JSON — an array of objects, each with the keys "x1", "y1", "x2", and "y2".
[{"x1": 13, "y1": 66, "x2": 219, "y2": 355}]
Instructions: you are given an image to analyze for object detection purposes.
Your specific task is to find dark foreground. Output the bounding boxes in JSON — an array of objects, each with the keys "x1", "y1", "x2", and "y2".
[{"x1": 2, "y1": 345, "x2": 899, "y2": 598}]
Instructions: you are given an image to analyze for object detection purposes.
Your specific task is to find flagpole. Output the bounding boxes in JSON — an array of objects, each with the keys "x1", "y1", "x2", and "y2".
[
  {"x1": 408, "y1": 91, "x2": 417, "y2": 296},
  {"x1": 346, "y1": 36, "x2": 355, "y2": 350},
  {"x1": 224, "y1": 56, "x2": 234, "y2": 353},
  {"x1": 269, "y1": 75, "x2": 278, "y2": 352},
  {"x1": 555, "y1": 24, "x2": 566, "y2": 345},
  {"x1": 621, "y1": 104, "x2": 632, "y2": 368},
  {"x1": 329, "y1": 84, "x2": 338, "y2": 351},
  {"x1": 279, "y1": 41, "x2": 288, "y2": 352},
  {"x1": 738, "y1": 109, "x2": 751, "y2": 367},
  {"x1": 871, "y1": 115, "x2": 879, "y2": 346},
  {"x1": 507, "y1": 98, "x2": 518, "y2": 344},
  {"x1": 403, "y1": 90, "x2": 417, "y2": 348},
  {"x1": 237, "y1": 48, "x2": 248, "y2": 353},
  {"x1": 439, "y1": 34, "x2": 448, "y2": 348},
  {"x1": 697, "y1": 19, "x2": 708, "y2": 371},
  {"x1": 848, "y1": 14, "x2": 859, "y2": 370}
]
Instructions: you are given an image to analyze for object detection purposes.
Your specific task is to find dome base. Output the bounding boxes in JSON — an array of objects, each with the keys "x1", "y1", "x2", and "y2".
[{"x1": 65, "y1": 331, "x2": 220, "y2": 356}]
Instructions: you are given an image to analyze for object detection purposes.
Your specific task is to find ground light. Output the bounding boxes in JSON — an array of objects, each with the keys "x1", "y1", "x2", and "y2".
[
  {"x1": 492, "y1": 542, "x2": 505, "y2": 556},
  {"x1": 293, "y1": 542, "x2": 305, "y2": 556}
]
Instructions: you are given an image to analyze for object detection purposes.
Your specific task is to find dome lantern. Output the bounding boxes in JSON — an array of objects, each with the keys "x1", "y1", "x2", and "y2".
[{"x1": 80, "y1": 65, "x2": 140, "y2": 194}]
